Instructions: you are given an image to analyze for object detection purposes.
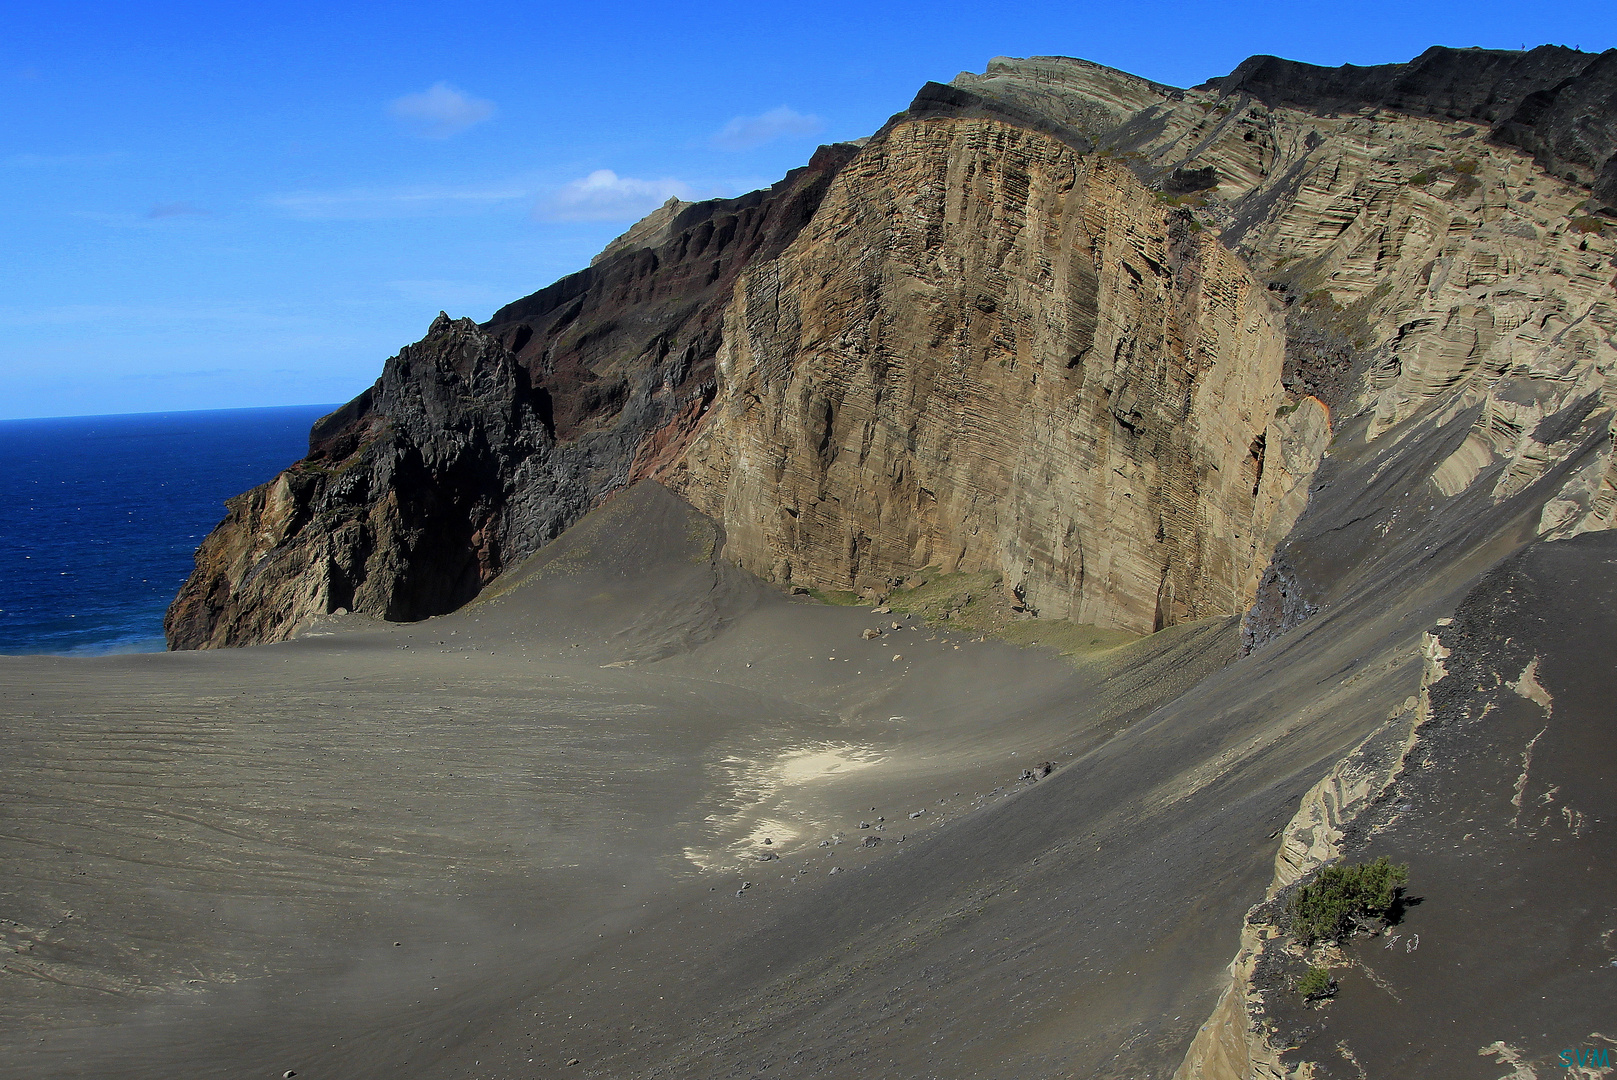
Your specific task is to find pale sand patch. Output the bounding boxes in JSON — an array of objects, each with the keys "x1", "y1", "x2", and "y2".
[{"x1": 684, "y1": 742, "x2": 887, "y2": 871}]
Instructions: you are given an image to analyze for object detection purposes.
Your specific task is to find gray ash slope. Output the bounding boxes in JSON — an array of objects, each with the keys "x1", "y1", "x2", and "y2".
[{"x1": 1263, "y1": 533, "x2": 1617, "y2": 1077}]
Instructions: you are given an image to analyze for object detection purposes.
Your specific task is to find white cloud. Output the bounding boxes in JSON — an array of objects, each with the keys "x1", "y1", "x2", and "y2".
[
  {"x1": 387, "y1": 82, "x2": 496, "y2": 139},
  {"x1": 709, "y1": 106, "x2": 824, "y2": 151},
  {"x1": 536, "y1": 170, "x2": 709, "y2": 222},
  {"x1": 268, "y1": 184, "x2": 527, "y2": 220}
]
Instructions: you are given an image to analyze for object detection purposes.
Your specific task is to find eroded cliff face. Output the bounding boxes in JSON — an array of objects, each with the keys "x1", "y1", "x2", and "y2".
[
  {"x1": 165, "y1": 314, "x2": 550, "y2": 649},
  {"x1": 667, "y1": 113, "x2": 1322, "y2": 634},
  {"x1": 168, "y1": 46, "x2": 1615, "y2": 652},
  {"x1": 956, "y1": 51, "x2": 1617, "y2": 648},
  {"x1": 166, "y1": 146, "x2": 856, "y2": 648}
]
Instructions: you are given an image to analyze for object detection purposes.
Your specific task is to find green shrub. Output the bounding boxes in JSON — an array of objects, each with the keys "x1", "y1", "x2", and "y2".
[
  {"x1": 1290, "y1": 856, "x2": 1409, "y2": 946},
  {"x1": 1451, "y1": 157, "x2": 1479, "y2": 175},
  {"x1": 1297, "y1": 965, "x2": 1335, "y2": 1001},
  {"x1": 1408, "y1": 171, "x2": 1434, "y2": 186},
  {"x1": 1570, "y1": 215, "x2": 1607, "y2": 235}
]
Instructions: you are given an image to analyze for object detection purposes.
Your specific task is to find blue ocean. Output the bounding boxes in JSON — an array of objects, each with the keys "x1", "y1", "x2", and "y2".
[{"x1": 0, "y1": 404, "x2": 338, "y2": 655}]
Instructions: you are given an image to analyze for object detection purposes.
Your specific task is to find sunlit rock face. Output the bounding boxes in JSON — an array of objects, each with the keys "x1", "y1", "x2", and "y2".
[
  {"x1": 669, "y1": 112, "x2": 1318, "y2": 635},
  {"x1": 165, "y1": 148, "x2": 858, "y2": 649},
  {"x1": 167, "y1": 46, "x2": 1615, "y2": 650}
]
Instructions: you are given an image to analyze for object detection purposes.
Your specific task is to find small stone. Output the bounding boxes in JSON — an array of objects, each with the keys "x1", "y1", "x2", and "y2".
[
  {"x1": 763, "y1": 837, "x2": 772, "y2": 844},
  {"x1": 568, "y1": 1059, "x2": 581, "y2": 1067},
  {"x1": 862, "y1": 628, "x2": 881, "y2": 640},
  {"x1": 829, "y1": 866, "x2": 843, "y2": 875},
  {"x1": 909, "y1": 809, "x2": 925, "y2": 819},
  {"x1": 873, "y1": 606, "x2": 891, "y2": 614},
  {"x1": 892, "y1": 654, "x2": 903, "y2": 662},
  {"x1": 863, "y1": 836, "x2": 881, "y2": 848},
  {"x1": 891, "y1": 621, "x2": 902, "y2": 630},
  {"x1": 284, "y1": 1072, "x2": 297, "y2": 1078}
]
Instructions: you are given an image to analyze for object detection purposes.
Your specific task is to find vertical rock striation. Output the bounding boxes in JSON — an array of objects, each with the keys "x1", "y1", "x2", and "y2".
[
  {"x1": 668, "y1": 110, "x2": 1318, "y2": 634},
  {"x1": 168, "y1": 46, "x2": 1616, "y2": 651}
]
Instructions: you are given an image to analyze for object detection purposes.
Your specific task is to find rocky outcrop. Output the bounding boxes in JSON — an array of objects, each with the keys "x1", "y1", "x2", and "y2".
[
  {"x1": 589, "y1": 196, "x2": 692, "y2": 267},
  {"x1": 667, "y1": 109, "x2": 1322, "y2": 634},
  {"x1": 961, "y1": 53, "x2": 1617, "y2": 649},
  {"x1": 166, "y1": 146, "x2": 857, "y2": 648},
  {"x1": 1205, "y1": 45, "x2": 1617, "y2": 213},
  {"x1": 1174, "y1": 630, "x2": 1450, "y2": 1080},
  {"x1": 169, "y1": 46, "x2": 1617, "y2": 651},
  {"x1": 165, "y1": 314, "x2": 550, "y2": 649}
]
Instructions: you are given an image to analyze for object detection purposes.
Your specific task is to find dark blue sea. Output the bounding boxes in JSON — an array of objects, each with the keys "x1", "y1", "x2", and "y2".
[{"x1": 0, "y1": 404, "x2": 338, "y2": 655}]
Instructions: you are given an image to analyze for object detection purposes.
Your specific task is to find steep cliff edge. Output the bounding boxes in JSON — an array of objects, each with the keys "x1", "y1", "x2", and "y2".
[
  {"x1": 166, "y1": 145, "x2": 857, "y2": 649},
  {"x1": 960, "y1": 50, "x2": 1617, "y2": 650},
  {"x1": 667, "y1": 110, "x2": 1322, "y2": 633},
  {"x1": 1205, "y1": 45, "x2": 1617, "y2": 213},
  {"x1": 168, "y1": 47, "x2": 1615, "y2": 650}
]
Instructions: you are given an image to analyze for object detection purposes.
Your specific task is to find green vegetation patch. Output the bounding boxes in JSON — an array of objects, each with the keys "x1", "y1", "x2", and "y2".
[
  {"x1": 1570, "y1": 215, "x2": 1608, "y2": 235},
  {"x1": 1289, "y1": 856, "x2": 1409, "y2": 946},
  {"x1": 1297, "y1": 964, "x2": 1335, "y2": 1002},
  {"x1": 877, "y1": 568, "x2": 1138, "y2": 660},
  {"x1": 806, "y1": 587, "x2": 865, "y2": 607},
  {"x1": 883, "y1": 569, "x2": 1003, "y2": 626}
]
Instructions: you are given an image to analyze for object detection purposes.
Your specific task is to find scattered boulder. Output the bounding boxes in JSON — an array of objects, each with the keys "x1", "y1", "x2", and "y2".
[{"x1": 862, "y1": 628, "x2": 882, "y2": 639}]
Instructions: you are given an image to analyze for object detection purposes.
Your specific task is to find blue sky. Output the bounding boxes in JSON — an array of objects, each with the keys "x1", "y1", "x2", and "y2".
[{"x1": 4, "y1": 1, "x2": 1614, "y2": 420}]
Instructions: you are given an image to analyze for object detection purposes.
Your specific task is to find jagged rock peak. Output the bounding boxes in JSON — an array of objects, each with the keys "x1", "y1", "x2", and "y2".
[{"x1": 1203, "y1": 44, "x2": 1617, "y2": 210}]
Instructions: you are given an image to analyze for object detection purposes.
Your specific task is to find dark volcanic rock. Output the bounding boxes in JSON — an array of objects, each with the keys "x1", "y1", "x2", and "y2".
[
  {"x1": 1271, "y1": 532, "x2": 1617, "y2": 1076},
  {"x1": 1205, "y1": 45, "x2": 1617, "y2": 211},
  {"x1": 165, "y1": 144, "x2": 858, "y2": 649},
  {"x1": 165, "y1": 314, "x2": 549, "y2": 649}
]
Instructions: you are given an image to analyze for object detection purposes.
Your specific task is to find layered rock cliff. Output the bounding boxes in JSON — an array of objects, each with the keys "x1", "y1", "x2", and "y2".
[
  {"x1": 667, "y1": 112, "x2": 1321, "y2": 632},
  {"x1": 168, "y1": 45, "x2": 1616, "y2": 650}
]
